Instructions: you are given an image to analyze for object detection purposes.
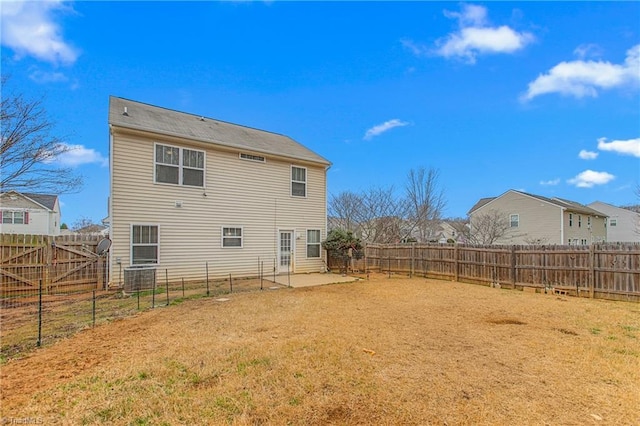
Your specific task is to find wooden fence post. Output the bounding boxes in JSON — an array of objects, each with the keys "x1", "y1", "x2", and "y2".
[
  {"x1": 589, "y1": 244, "x2": 595, "y2": 298},
  {"x1": 410, "y1": 243, "x2": 415, "y2": 278},
  {"x1": 510, "y1": 245, "x2": 516, "y2": 289},
  {"x1": 454, "y1": 244, "x2": 459, "y2": 282}
]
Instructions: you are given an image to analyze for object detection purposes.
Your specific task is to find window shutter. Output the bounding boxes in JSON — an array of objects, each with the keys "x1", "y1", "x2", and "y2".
[{"x1": 25, "y1": 211, "x2": 29, "y2": 224}]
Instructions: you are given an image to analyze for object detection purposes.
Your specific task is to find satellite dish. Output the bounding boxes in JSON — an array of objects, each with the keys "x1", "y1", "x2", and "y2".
[{"x1": 96, "y1": 238, "x2": 112, "y2": 256}]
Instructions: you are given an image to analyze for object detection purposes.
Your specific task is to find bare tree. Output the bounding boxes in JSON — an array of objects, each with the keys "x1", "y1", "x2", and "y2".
[
  {"x1": 357, "y1": 186, "x2": 409, "y2": 244},
  {"x1": 468, "y1": 209, "x2": 511, "y2": 245},
  {"x1": 72, "y1": 216, "x2": 104, "y2": 234},
  {"x1": 1, "y1": 76, "x2": 82, "y2": 193},
  {"x1": 446, "y1": 217, "x2": 470, "y2": 243},
  {"x1": 404, "y1": 167, "x2": 446, "y2": 242},
  {"x1": 328, "y1": 190, "x2": 362, "y2": 233}
]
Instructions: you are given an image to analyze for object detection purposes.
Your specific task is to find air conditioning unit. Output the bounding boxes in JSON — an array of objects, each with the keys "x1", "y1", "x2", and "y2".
[{"x1": 124, "y1": 266, "x2": 156, "y2": 292}]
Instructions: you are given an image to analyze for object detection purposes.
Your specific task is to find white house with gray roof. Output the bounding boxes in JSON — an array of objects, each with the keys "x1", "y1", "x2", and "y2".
[
  {"x1": 0, "y1": 191, "x2": 61, "y2": 235},
  {"x1": 468, "y1": 190, "x2": 607, "y2": 245},
  {"x1": 108, "y1": 96, "x2": 331, "y2": 285}
]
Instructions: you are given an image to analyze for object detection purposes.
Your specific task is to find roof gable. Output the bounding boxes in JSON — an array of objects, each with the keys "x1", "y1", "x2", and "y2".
[
  {"x1": 0, "y1": 191, "x2": 58, "y2": 211},
  {"x1": 108, "y1": 96, "x2": 331, "y2": 166}
]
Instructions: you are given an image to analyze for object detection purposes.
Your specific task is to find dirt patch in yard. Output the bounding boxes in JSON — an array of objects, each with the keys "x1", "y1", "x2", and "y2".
[{"x1": 1, "y1": 273, "x2": 639, "y2": 425}]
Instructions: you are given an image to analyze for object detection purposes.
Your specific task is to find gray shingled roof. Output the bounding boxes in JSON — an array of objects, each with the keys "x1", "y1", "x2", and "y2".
[
  {"x1": 108, "y1": 96, "x2": 331, "y2": 166},
  {"x1": 0, "y1": 192, "x2": 58, "y2": 210},
  {"x1": 468, "y1": 190, "x2": 607, "y2": 216}
]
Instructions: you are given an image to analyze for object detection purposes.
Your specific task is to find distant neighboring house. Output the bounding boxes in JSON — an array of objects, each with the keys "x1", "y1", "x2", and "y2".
[
  {"x1": 468, "y1": 190, "x2": 607, "y2": 245},
  {"x1": 108, "y1": 96, "x2": 331, "y2": 283},
  {"x1": 588, "y1": 201, "x2": 640, "y2": 243},
  {"x1": 0, "y1": 191, "x2": 61, "y2": 236}
]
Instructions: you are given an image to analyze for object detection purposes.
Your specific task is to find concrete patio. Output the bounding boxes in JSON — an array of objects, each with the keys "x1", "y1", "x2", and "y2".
[{"x1": 267, "y1": 272, "x2": 361, "y2": 288}]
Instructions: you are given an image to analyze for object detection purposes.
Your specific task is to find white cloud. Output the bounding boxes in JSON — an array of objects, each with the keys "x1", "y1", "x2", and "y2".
[
  {"x1": 0, "y1": 0, "x2": 79, "y2": 65},
  {"x1": 443, "y1": 4, "x2": 488, "y2": 27},
  {"x1": 56, "y1": 144, "x2": 108, "y2": 167},
  {"x1": 578, "y1": 150, "x2": 598, "y2": 160},
  {"x1": 29, "y1": 69, "x2": 68, "y2": 84},
  {"x1": 597, "y1": 137, "x2": 640, "y2": 158},
  {"x1": 435, "y1": 5, "x2": 534, "y2": 64},
  {"x1": 363, "y1": 119, "x2": 409, "y2": 141},
  {"x1": 567, "y1": 170, "x2": 615, "y2": 188},
  {"x1": 540, "y1": 178, "x2": 560, "y2": 186},
  {"x1": 573, "y1": 43, "x2": 603, "y2": 59},
  {"x1": 522, "y1": 44, "x2": 640, "y2": 101},
  {"x1": 401, "y1": 39, "x2": 427, "y2": 57}
]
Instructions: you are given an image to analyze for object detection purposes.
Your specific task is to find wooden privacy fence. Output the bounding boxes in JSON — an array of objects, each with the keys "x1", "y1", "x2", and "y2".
[
  {"x1": 328, "y1": 243, "x2": 639, "y2": 302},
  {"x1": 1, "y1": 234, "x2": 109, "y2": 297}
]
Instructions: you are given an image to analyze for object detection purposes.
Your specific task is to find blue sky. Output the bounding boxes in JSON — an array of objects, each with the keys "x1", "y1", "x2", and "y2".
[{"x1": 2, "y1": 1, "x2": 639, "y2": 226}]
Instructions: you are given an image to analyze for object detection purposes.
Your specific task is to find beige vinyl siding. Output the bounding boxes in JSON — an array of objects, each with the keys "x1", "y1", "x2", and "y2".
[
  {"x1": 589, "y1": 202, "x2": 637, "y2": 243},
  {"x1": 563, "y1": 212, "x2": 606, "y2": 244},
  {"x1": 481, "y1": 191, "x2": 564, "y2": 245},
  {"x1": 110, "y1": 129, "x2": 327, "y2": 283}
]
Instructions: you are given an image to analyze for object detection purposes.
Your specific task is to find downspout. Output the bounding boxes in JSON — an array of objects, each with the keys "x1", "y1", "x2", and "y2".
[
  {"x1": 323, "y1": 164, "x2": 331, "y2": 273},
  {"x1": 560, "y1": 207, "x2": 565, "y2": 244},
  {"x1": 108, "y1": 126, "x2": 114, "y2": 286}
]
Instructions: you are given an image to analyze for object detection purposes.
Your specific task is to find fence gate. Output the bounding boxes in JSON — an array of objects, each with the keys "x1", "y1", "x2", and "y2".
[{"x1": 1, "y1": 234, "x2": 108, "y2": 296}]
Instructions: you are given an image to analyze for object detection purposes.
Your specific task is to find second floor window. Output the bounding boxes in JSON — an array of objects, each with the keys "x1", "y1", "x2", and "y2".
[
  {"x1": 291, "y1": 166, "x2": 306, "y2": 197},
  {"x1": 510, "y1": 214, "x2": 519, "y2": 228},
  {"x1": 155, "y1": 144, "x2": 204, "y2": 187}
]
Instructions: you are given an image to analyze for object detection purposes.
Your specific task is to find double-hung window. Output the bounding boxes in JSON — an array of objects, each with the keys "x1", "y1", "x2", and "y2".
[
  {"x1": 510, "y1": 214, "x2": 519, "y2": 228},
  {"x1": 291, "y1": 166, "x2": 306, "y2": 197},
  {"x1": 155, "y1": 144, "x2": 204, "y2": 187},
  {"x1": 222, "y1": 227, "x2": 243, "y2": 248},
  {"x1": 131, "y1": 225, "x2": 159, "y2": 265},
  {"x1": 1, "y1": 211, "x2": 27, "y2": 224},
  {"x1": 307, "y1": 229, "x2": 321, "y2": 258}
]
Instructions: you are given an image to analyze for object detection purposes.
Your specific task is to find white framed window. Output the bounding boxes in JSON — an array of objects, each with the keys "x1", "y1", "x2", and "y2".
[
  {"x1": 291, "y1": 166, "x2": 306, "y2": 197},
  {"x1": 155, "y1": 143, "x2": 204, "y2": 187},
  {"x1": 131, "y1": 224, "x2": 159, "y2": 265},
  {"x1": 222, "y1": 227, "x2": 243, "y2": 248},
  {"x1": 240, "y1": 153, "x2": 266, "y2": 163},
  {"x1": 569, "y1": 213, "x2": 573, "y2": 227},
  {"x1": 307, "y1": 229, "x2": 321, "y2": 258},
  {"x1": 510, "y1": 214, "x2": 519, "y2": 228},
  {"x1": 587, "y1": 216, "x2": 591, "y2": 227},
  {"x1": 1, "y1": 211, "x2": 27, "y2": 225},
  {"x1": 609, "y1": 218, "x2": 617, "y2": 227},
  {"x1": 578, "y1": 215, "x2": 582, "y2": 228}
]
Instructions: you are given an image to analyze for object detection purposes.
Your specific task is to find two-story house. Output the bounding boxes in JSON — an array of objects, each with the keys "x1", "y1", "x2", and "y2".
[
  {"x1": 468, "y1": 190, "x2": 607, "y2": 245},
  {"x1": 0, "y1": 191, "x2": 61, "y2": 236},
  {"x1": 108, "y1": 97, "x2": 331, "y2": 284},
  {"x1": 588, "y1": 201, "x2": 640, "y2": 243}
]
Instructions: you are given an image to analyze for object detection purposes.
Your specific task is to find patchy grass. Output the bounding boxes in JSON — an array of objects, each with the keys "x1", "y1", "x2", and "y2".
[
  {"x1": 1, "y1": 278, "x2": 263, "y2": 361},
  {"x1": 1, "y1": 273, "x2": 639, "y2": 425}
]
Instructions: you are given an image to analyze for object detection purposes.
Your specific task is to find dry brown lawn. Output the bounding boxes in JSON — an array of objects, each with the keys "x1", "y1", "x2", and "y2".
[{"x1": 1, "y1": 274, "x2": 639, "y2": 425}]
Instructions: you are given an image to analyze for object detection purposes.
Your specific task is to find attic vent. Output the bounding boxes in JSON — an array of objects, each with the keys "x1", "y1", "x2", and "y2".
[
  {"x1": 123, "y1": 106, "x2": 129, "y2": 116},
  {"x1": 239, "y1": 153, "x2": 266, "y2": 163},
  {"x1": 124, "y1": 266, "x2": 156, "y2": 292}
]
